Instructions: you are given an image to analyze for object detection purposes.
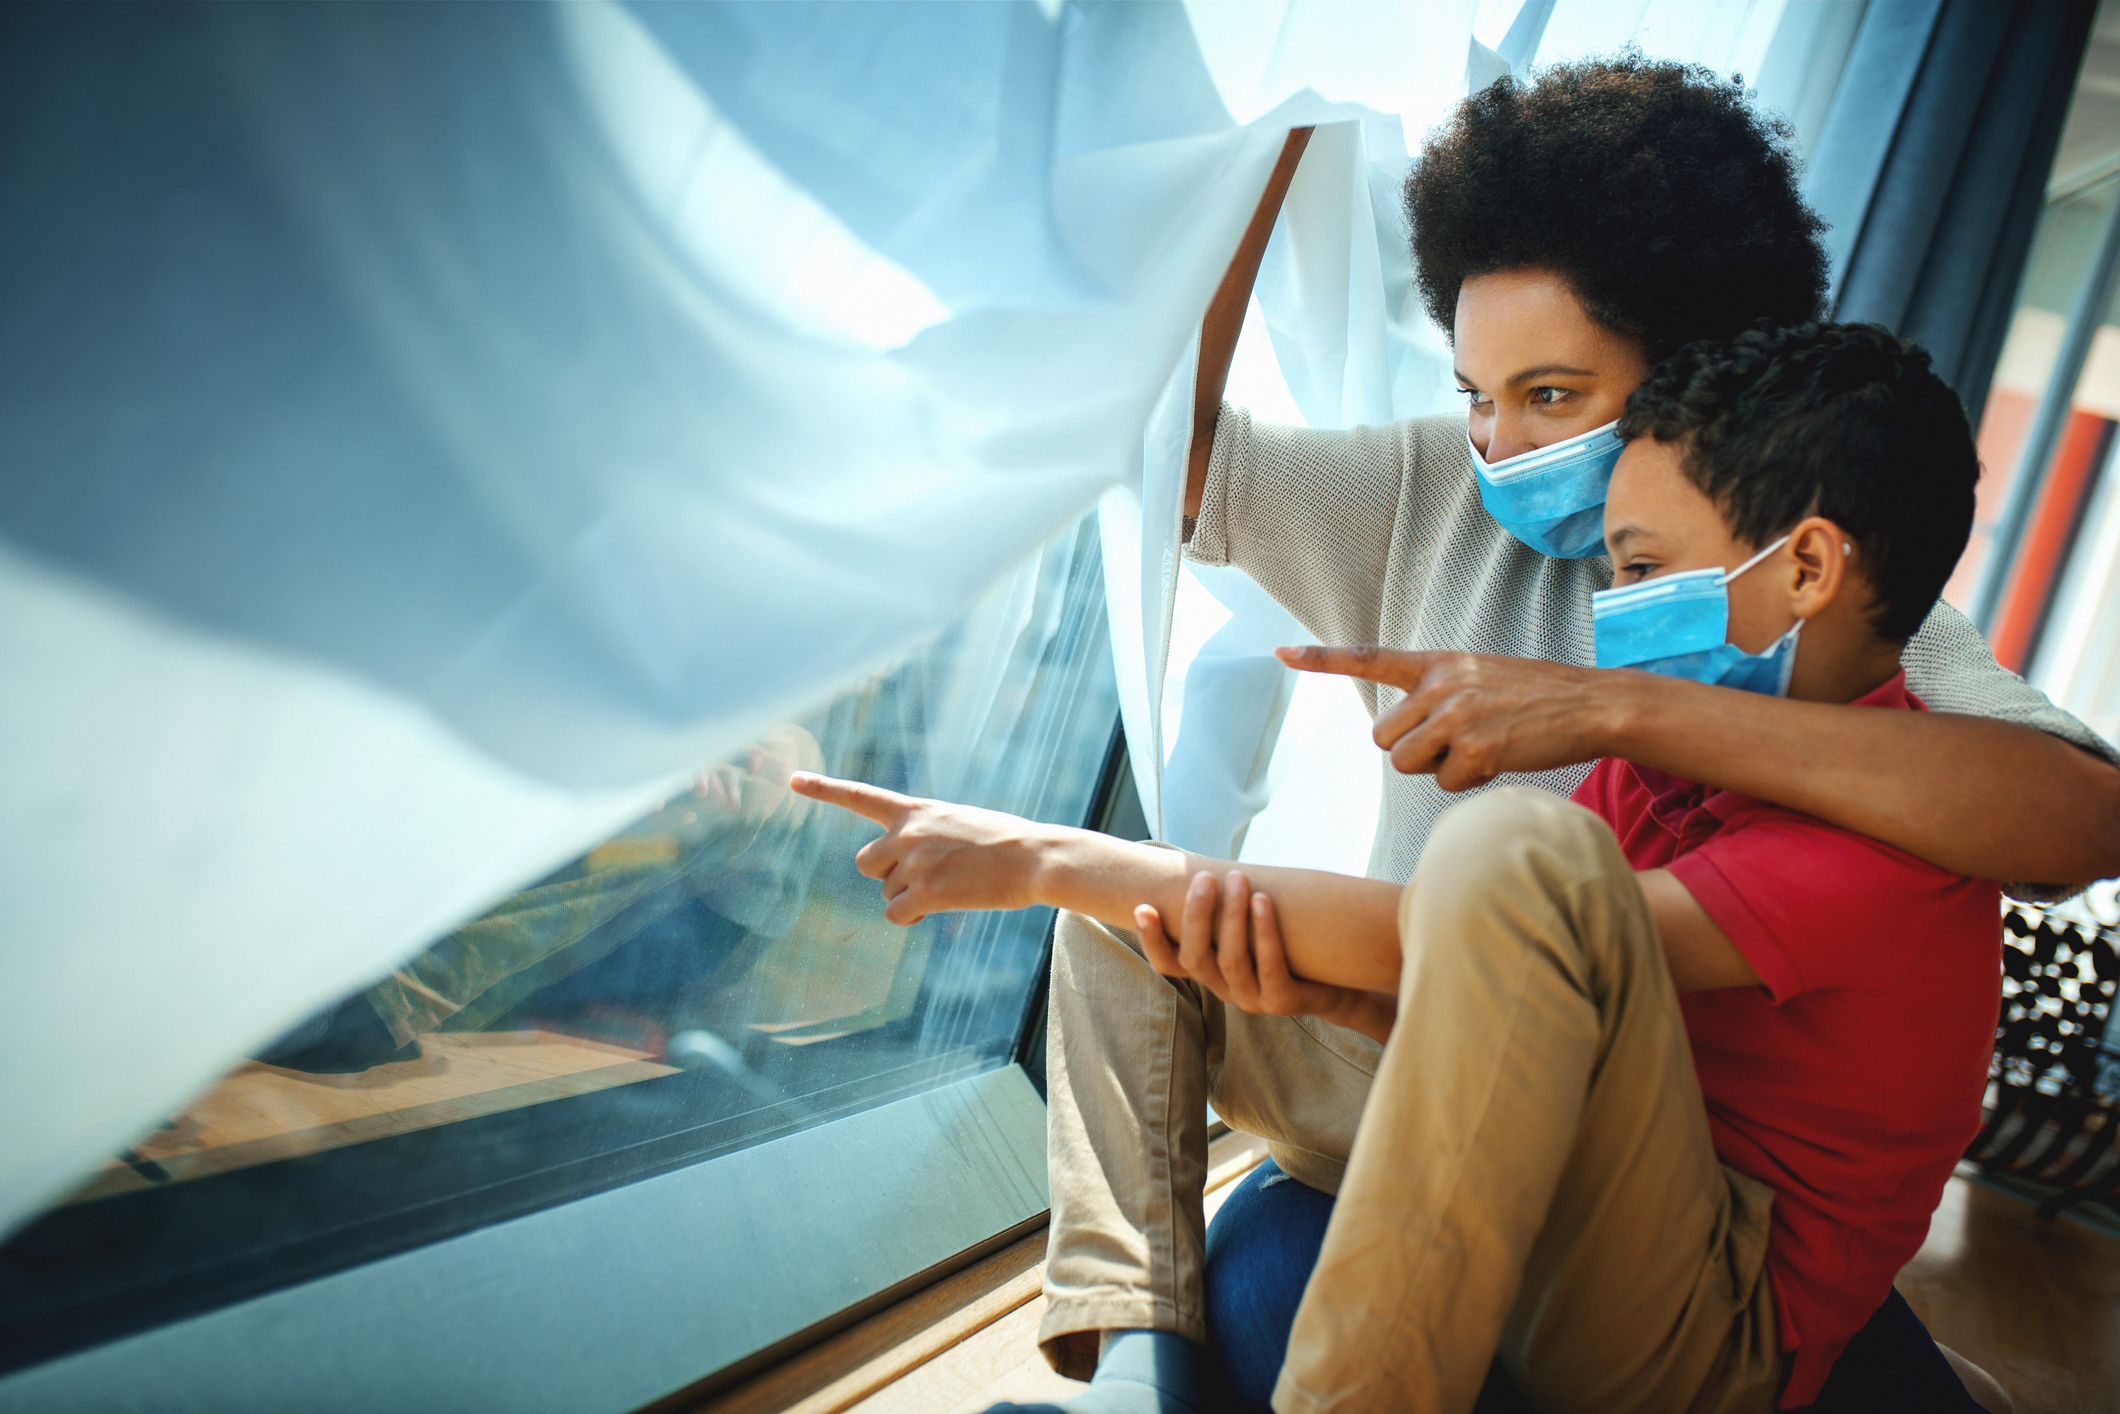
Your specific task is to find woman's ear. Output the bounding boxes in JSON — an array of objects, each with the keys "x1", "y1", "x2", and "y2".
[{"x1": 1785, "y1": 516, "x2": 1852, "y2": 621}]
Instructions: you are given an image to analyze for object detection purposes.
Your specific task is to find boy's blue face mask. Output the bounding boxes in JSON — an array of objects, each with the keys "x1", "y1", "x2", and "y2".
[
  {"x1": 1591, "y1": 536, "x2": 1801, "y2": 696},
  {"x1": 1468, "y1": 420, "x2": 1624, "y2": 560}
]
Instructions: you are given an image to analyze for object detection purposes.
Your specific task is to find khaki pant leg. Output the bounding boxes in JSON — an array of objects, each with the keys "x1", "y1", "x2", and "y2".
[
  {"x1": 1214, "y1": 1009, "x2": 1379, "y2": 1199},
  {"x1": 1275, "y1": 789, "x2": 1780, "y2": 1414},
  {"x1": 1039, "y1": 909, "x2": 1378, "y2": 1375}
]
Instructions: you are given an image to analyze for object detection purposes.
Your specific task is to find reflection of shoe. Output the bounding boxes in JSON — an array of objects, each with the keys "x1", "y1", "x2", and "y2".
[{"x1": 256, "y1": 998, "x2": 419, "y2": 1074}]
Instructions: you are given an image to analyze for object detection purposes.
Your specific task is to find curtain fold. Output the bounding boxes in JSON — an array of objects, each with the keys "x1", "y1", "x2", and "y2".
[
  {"x1": 1823, "y1": 0, "x2": 2097, "y2": 409},
  {"x1": 1905, "y1": 1, "x2": 2098, "y2": 420},
  {"x1": 1751, "y1": 2, "x2": 1870, "y2": 164},
  {"x1": 1802, "y1": 1, "x2": 1948, "y2": 308}
]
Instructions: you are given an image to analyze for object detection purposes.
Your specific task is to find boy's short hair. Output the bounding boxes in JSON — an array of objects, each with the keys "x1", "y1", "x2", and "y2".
[
  {"x1": 1405, "y1": 55, "x2": 1827, "y2": 363},
  {"x1": 1616, "y1": 322, "x2": 1978, "y2": 642}
]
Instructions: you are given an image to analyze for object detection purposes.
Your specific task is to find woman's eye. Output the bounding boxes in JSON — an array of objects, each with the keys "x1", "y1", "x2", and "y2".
[
  {"x1": 1458, "y1": 386, "x2": 1489, "y2": 408},
  {"x1": 1530, "y1": 386, "x2": 1570, "y2": 405}
]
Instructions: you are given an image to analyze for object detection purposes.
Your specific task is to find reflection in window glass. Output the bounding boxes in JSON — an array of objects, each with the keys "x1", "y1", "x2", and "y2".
[
  {"x1": 1959, "y1": 10, "x2": 2120, "y2": 747},
  {"x1": 1957, "y1": 14, "x2": 2120, "y2": 649},
  {"x1": 0, "y1": 513, "x2": 1117, "y2": 1372},
  {"x1": 1959, "y1": 175, "x2": 2120, "y2": 632}
]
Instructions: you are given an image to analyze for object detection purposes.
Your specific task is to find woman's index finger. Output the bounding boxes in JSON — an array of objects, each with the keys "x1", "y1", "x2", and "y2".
[
  {"x1": 1276, "y1": 644, "x2": 1385, "y2": 679},
  {"x1": 786, "y1": 772, "x2": 913, "y2": 826},
  {"x1": 1275, "y1": 645, "x2": 1431, "y2": 688}
]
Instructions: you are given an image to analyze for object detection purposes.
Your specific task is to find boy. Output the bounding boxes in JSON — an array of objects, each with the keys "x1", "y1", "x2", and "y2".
[{"x1": 791, "y1": 322, "x2": 2002, "y2": 1411}]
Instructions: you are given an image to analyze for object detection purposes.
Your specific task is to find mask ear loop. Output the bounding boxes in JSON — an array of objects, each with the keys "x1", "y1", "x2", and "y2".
[{"x1": 1716, "y1": 534, "x2": 1792, "y2": 586}]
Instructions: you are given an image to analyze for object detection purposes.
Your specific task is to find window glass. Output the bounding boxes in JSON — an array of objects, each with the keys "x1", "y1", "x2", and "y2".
[
  {"x1": 1957, "y1": 6, "x2": 2120, "y2": 715},
  {"x1": 0, "y1": 512, "x2": 1117, "y2": 1373}
]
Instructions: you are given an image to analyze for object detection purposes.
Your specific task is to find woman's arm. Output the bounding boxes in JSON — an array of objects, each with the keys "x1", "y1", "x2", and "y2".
[
  {"x1": 1605, "y1": 675, "x2": 2120, "y2": 892},
  {"x1": 786, "y1": 772, "x2": 1404, "y2": 990},
  {"x1": 1187, "y1": 128, "x2": 1312, "y2": 520},
  {"x1": 1283, "y1": 646, "x2": 2120, "y2": 892},
  {"x1": 1182, "y1": 127, "x2": 1425, "y2": 655}
]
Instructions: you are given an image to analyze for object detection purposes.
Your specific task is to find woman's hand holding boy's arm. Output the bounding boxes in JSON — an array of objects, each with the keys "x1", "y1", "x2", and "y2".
[{"x1": 1136, "y1": 871, "x2": 1399, "y2": 1044}]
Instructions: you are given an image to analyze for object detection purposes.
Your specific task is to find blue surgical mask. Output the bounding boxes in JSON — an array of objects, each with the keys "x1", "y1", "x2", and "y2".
[
  {"x1": 1468, "y1": 420, "x2": 1624, "y2": 559},
  {"x1": 1591, "y1": 536, "x2": 1801, "y2": 696}
]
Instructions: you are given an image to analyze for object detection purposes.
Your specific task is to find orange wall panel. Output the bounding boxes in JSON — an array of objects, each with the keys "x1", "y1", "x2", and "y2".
[{"x1": 1990, "y1": 408, "x2": 2113, "y2": 671}]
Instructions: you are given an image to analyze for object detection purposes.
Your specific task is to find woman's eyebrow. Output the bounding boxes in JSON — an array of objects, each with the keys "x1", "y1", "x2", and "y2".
[{"x1": 1505, "y1": 363, "x2": 1597, "y2": 387}]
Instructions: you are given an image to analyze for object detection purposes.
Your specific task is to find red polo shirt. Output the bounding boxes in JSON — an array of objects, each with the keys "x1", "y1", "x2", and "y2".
[{"x1": 1569, "y1": 672, "x2": 2001, "y2": 1409}]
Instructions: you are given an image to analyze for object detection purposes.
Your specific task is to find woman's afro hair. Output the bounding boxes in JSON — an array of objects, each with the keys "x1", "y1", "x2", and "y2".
[{"x1": 1406, "y1": 55, "x2": 1829, "y2": 363}]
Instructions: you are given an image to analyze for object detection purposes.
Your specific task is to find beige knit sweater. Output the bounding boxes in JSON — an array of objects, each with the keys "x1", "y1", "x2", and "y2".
[{"x1": 1189, "y1": 404, "x2": 2116, "y2": 886}]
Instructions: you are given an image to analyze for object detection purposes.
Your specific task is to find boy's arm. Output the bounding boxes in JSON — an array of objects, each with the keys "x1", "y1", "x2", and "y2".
[
  {"x1": 787, "y1": 773, "x2": 1404, "y2": 992},
  {"x1": 1149, "y1": 864, "x2": 1760, "y2": 1044},
  {"x1": 1133, "y1": 880, "x2": 1401, "y2": 1042},
  {"x1": 789, "y1": 771, "x2": 1758, "y2": 1029},
  {"x1": 1633, "y1": 869, "x2": 1761, "y2": 992}
]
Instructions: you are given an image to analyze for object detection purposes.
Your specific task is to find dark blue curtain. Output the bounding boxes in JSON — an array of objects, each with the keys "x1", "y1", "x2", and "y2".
[{"x1": 1809, "y1": 0, "x2": 2096, "y2": 414}]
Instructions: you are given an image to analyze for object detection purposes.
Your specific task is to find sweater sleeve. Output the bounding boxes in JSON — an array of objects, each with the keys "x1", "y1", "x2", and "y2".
[
  {"x1": 1902, "y1": 597, "x2": 2119, "y2": 901},
  {"x1": 1902, "y1": 598, "x2": 2118, "y2": 767},
  {"x1": 1185, "y1": 402, "x2": 1414, "y2": 648}
]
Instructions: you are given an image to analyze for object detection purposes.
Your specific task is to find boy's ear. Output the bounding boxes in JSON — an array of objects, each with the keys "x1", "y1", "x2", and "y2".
[{"x1": 1786, "y1": 516, "x2": 1854, "y2": 622}]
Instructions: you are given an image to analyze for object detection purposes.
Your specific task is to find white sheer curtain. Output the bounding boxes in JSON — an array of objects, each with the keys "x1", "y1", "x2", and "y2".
[
  {"x1": 1127, "y1": 0, "x2": 1874, "y2": 870},
  {"x1": 0, "y1": 1, "x2": 1504, "y2": 1236}
]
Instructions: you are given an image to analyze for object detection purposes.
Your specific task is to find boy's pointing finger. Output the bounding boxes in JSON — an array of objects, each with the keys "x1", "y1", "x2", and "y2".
[{"x1": 788, "y1": 772, "x2": 914, "y2": 825}]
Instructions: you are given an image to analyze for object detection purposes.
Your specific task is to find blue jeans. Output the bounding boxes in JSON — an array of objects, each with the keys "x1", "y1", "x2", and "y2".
[
  {"x1": 1204, "y1": 1160, "x2": 1334, "y2": 1412},
  {"x1": 1202, "y1": 1159, "x2": 1982, "y2": 1413}
]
